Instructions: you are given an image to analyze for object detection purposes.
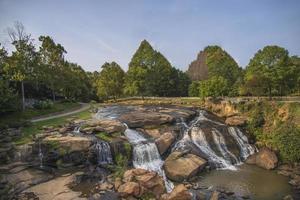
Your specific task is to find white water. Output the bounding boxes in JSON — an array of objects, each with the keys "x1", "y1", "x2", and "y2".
[
  {"x1": 124, "y1": 124, "x2": 174, "y2": 192},
  {"x1": 38, "y1": 141, "x2": 43, "y2": 168},
  {"x1": 73, "y1": 126, "x2": 81, "y2": 134},
  {"x1": 228, "y1": 127, "x2": 256, "y2": 160},
  {"x1": 173, "y1": 110, "x2": 255, "y2": 170},
  {"x1": 95, "y1": 140, "x2": 113, "y2": 165}
]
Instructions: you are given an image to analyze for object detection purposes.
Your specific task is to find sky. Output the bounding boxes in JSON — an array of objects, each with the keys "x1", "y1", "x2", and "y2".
[{"x1": 0, "y1": 0, "x2": 300, "y2": 72}]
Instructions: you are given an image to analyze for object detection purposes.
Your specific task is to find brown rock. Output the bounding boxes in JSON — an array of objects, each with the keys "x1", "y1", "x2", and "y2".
[
  {"x1": 210, "y1": 191, "x2": 220, "y2": 200},
  {"x1": 161, "y1": 184, "x2": 192, "y2": 200},
  {"x1": 84, "y1": 119, "x2": 126, "y2": 133},
  {"x1": 255, "y1": 148, "x2": 278, "y2": 170},
  {"x1": 164, "y1": 152, "x2": 207, "y2": 182},
  {"x1": 225, "y1": 116, "x2": 247, "y2": 126},
  {"x1": 155, "y1": 132, "x2": 175, "y2": 155},
  {"x1": 118, "y1": 182, "x2": 141, "y2": 197},
  {"x1": 114, "y1": 177, "x2": 122, "y2": 190}
]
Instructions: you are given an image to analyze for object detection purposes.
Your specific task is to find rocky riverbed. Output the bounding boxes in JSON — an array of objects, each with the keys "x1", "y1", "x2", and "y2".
[{"x1": 0, "y1": 105, "x2": 299, "y2": 200}]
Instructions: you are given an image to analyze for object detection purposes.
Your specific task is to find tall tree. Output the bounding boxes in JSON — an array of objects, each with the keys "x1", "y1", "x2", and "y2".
[
  {"x1": 39, "y1": 35, "x2": 66, "y2": 101},
  {"x1": 244, "y1": 45, "x2": 289, "y2": 96},
  {"x1": 199, "y1": 76, "x2": 229, "y2": 98},
  {"x1": 96, "y1": 62, "x2": 125, "y2": 100},
  {"x1": 4, "y1": 22, "x2": 38, "y2": 110}
]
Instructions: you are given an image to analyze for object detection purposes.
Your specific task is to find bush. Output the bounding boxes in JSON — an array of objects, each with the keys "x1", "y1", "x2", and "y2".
[
  {"x1": 0, "y1": 79, "x2": 19, "y2": 114},
  {"x1": 272, "y1": 123, "x2": 300, "y2": 163},
  {"x1": 33, "y1": 100, "x2": 54, "y2": 109}
]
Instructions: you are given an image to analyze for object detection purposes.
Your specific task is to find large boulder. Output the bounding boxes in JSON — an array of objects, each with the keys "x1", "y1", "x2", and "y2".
[
  {"x1": 155, "y1": 132, "x2": 175, "y2": 155},
  {"x1": 43, "y1": 135, "x2": 93, "y2": 153},
  {"x1": 246, "y1": 148, "x2": 278, "y2": 170},
  {"x1": 83, "y1": 119, "x2": 126, "y2": 134},
  {"x1": 161, "y1": 184, "x2": 192, "y2": 200},
  {"x1": 119, "y1": 111, "x2": 174, "y2": 128},
  {"x1": 164, "y1": 152, "x2": 207, "y2": 182},
  {"x1": 118, "y1": 168, "x2": 166, "y2": 198}
]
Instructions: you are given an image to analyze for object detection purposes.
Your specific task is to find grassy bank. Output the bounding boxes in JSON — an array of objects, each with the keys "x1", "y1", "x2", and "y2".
[{"x1": 0, "y1": 102, "x2": 81, "y2": 129}]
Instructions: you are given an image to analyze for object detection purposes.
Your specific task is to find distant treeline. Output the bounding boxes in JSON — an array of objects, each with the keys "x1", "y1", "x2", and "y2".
[{"x1": 1, "y1": 22, "x2": 300, "y2": 114}]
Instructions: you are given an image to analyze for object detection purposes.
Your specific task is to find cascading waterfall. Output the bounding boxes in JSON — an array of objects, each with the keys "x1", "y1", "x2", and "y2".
[
  {"x1": 38, "y1": 140, "x2": 43, "y2": 168},
  {"x1": 95, "y1": 140, "x2": 113, "y2": 165},
  {"x1": 124, "y1": 124, "x2": 174, "y2": 193},
  {"x1": 174, "y1": 110, "x2": 256, "y2": 170},
  {"x1": 228, "y1": 127, "x2": 256, "y2": 160},
  {"x1": 73, "y1": 126, "x2": 81, "y2": 134}
]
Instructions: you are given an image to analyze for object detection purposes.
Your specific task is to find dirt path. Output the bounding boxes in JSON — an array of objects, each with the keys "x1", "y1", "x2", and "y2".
[{"x1": 30, "y1": 103, "x2": 90, "y2": 123}]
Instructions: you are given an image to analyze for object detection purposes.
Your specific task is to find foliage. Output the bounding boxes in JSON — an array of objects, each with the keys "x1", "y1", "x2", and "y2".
[
  {"x1": 96, "y1": 62, "x2": 125, "y2": 99},
  {"x1": 199, "y1": 76, "x2": 229, "y2": 97},
  {"x1": 33, "y1": 99, "x2": 54, "y2": 109},
  {"x1": 188, "y1": 81, "x2": 200, "y2": 97},
  {"x1": 272, "y1": 123, "x2": 300, "y2": 162},
  {"x1": 110, "y1": 154, "x2": 128, "y2": 179}
]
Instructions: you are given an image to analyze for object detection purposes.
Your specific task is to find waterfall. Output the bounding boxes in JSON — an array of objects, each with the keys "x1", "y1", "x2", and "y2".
[
  {"x1": 95, "y1": 140, "x2": 113, "y2": 165},
  {"x1": 228, "y1": 127, "x2": 256, "y2": 160},
  {"x1": 191, "y1": 127, "x2": 237, "y2": 170},
  {"x1": 173, "y1": 110, "x2": 255, "y2": 170},
  {"x1": 124, "y1": 124, "x2": 174, "y2": 192},
  {"x1": 73, "y1": 126, "x2": 81, "y2": 134},
  {"x1": 38, "y1": 141, "x2": 43, "y2": 168}
]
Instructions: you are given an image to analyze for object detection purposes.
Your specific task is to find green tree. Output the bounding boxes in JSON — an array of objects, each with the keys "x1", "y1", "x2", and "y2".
[
  {"x1": 244, "y1": 45, "x2": 290, "y2": 97},
  {"x1": 96, "y1": 62, "x2": 125, "y2": 100},
  {"x1": 199, "y1": 76, "x2": 229, "y2": 98},
  {"x1": 39, "y1": 35, "x2": 66, "y2": 101},
  {"x1": 188, "y1": 81, "x2": 200, "y2": 97},
  {"x1": 4, "y1": 22, "x2": 39, "y2": 110},
  {"x1": 204, "y1": 45, "x2": 241, "y2": 86}
]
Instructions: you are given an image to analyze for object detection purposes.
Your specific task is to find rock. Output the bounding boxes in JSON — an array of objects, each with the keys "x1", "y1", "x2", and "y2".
[
  {"x1": 114, "y1": 177, "x2": 122, "y2": 190},
  {"x1": 155, "y1": 132, "x2": 175, "y2": 155},
  {"x1": 117, "y1": 182, "x2": 141, "y2": 197},
  {"x1": 43, "y1": 135, "x2": 93, "y2": 153},
  {"x1": 283, "y1": 195, "x2": 294, "y2": 200},
  {"x1": 210, "y1": 191, "x2": 220, "y2": 200},
  {"x1": 119, "y1": 111, "x2": 174, "y2": 128},
  {"x1": 98, "y1": 182, "x2": 114, "y2": 191},
  {"x1": 246, "y1": 148, "x2": 278, "y2": 170},
  {"x1": 225, "y1": 115, "x2": 247, "y2": 126},
  {"x1": 164, "y1": 152, "x2": 207, "y2": 182},
  {"x1": 83, "y1": 119, "x2": 126, "y2": 134},
  {"x1": 23, "y1": 172, "x2": 85, "y2": 200},
  {"x1": 58, "y1": 127, "x2": 68, "y2": 134},
  {"x1": 161, "y1": 184, "x2": 192, "y2": 200},
  {"x1": 120, "y1": 169, "x2": 166, "y2": 198}
]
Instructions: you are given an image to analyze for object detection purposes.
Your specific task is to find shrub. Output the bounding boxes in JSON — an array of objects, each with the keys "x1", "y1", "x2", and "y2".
[
  {"x1": 33, "y1": 100, "x2": 54, "y2": 109},
  {"x1": 272, "y1": 123, "x2": 300, "y2": 163}
]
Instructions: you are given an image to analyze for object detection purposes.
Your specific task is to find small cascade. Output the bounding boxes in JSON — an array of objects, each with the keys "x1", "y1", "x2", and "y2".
[
  {"x1": 211, "y1": 128, "x2": 240, "y2": 165},
  {"x1": 228, "y1": 127, "x2": 256, "y2": 160},
  {"x1": 95, "y1": 140, "x2": 113, "y2": 165},
  {"x1": 173, "y1": 110, "x2": 256, "y2": 170},
  {"x1": 38, "y1": 141, "x2": 43, "y2": 168},
  {"x1": 124, "y1": 124, "x2": 174, "y2": 192},
  {"x1": 73, "y1": 126, "x2": 81, "y2": 135}
]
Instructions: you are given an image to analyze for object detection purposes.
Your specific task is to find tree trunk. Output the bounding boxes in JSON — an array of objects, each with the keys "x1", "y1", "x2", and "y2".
[
  {"x1": 21, "y1": 81, "x2": 25, "y2": 111},
  {"x1": 52, "y1": 89, "x2": 56, "y2": 102}
]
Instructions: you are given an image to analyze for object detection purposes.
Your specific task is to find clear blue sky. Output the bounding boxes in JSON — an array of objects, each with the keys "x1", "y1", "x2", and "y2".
[{"x1": 0, "y1": 0, "x2": 299, "y2": 72}]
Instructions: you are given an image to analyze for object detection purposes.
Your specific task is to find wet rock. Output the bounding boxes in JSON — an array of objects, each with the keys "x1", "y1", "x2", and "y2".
[
  {"x1": 164, "y1": 151, "x2": 207, "y2": 182},
  {"x1": 155, "y1": 132, "x2": 175, "y2": 155},
  {"x1": 225, "y1": 115, "x2": 247, "y2": 126},
  {"x1": 83, "y1": 119, "x2": 126, "y2": 134},
  {"x1": 161, "y1": 184, "x2": 192, "y2": 200},
  {"x1": 119, "y1": 111, "x2": 174, "y2": 128},
  {"x1": 246, "y1": 148, "x2": 278, "y2": 170}
]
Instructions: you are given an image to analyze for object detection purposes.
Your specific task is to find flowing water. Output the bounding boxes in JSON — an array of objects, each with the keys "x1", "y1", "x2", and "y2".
[
  {"x1": 124, "y1": 125, "x2": 174, "y2": 192},
  {"x1": 95, "y1": 140, "x2": 113, "y2": 165},
  {"x1": 174, "y1": 110, "x2": 256, "y2": 170},
  {"x1": 38, "y1": 140, "x2": 44, "y2": 168}
]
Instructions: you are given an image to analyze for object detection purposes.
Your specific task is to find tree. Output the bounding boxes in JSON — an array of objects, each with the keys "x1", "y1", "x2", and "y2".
[
  {"x1": 244, "y1": 45, "x2": 290, "y2": 97},
  {"x1": 188, "y1": 81, "x2": 200, "y2": 97},
  {"x1": 39, "y1": 35, "x2": 66, "y2": 101},
  {"x1": 96, "y1": 62, "x2": 125, "y2": 100},
  {"x1": 199, "y1": 76, "x2": 229, "y2": 98},
  {"x1": 204, "y1": 46, "x2": 241, "y2": 86},
  {"x1": 4, "y1": 22, "x2": 38, "y2": 110}
]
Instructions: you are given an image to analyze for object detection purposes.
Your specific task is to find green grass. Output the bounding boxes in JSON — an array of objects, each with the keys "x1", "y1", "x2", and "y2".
[
  {"x1": 95, "y1": 131, "x2": 122, "y2": 142},
  {"x1": 14, "y1": 109, "x2": 92, "y2": 145},
  {"x1": 0, "y1": 102, "x2": 81, "y2": 129}
]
